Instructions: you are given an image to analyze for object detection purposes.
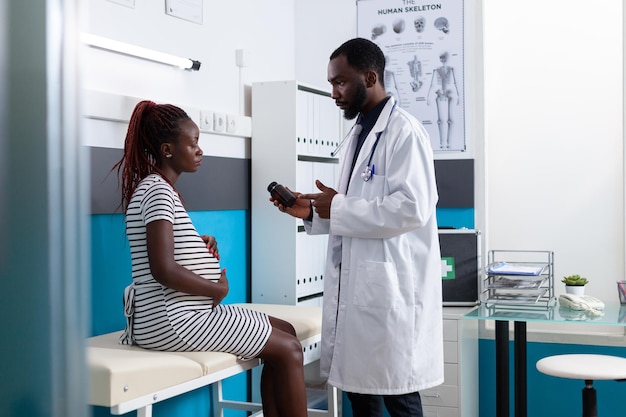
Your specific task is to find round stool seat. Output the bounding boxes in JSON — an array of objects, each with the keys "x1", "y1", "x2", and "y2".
[{"x1": 537, "y1": 354, "x2": 626, "y2": 381}]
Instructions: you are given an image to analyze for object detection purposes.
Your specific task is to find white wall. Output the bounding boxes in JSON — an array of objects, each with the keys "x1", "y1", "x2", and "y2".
[
  {"x1": 84, "y1": 0, "x2": 297, "y2": 110},
  {"x1": 294, "y1": 0, "x2": 357, "y2": 89},
  {"x1": 82, "y1": 0, "x2": 359, "y2": 154},
  {"x1": 484, "y1": 0, "x2": 624, "y2": 315}
]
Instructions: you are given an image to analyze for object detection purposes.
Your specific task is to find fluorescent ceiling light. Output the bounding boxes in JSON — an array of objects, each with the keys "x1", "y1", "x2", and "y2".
[{"x1": 81, "y1": 33, "x2": 201, "y2": 71}]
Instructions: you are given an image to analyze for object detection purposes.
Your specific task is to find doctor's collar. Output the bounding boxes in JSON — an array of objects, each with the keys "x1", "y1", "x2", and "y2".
[{"x1": 358, "y1": 96, "x2": 390, "y2": 136}]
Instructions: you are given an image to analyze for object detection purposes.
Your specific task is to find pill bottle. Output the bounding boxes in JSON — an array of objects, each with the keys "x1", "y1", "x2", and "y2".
[{"x1": 267, "y1": 181, "x2": 296, "y2": 208}]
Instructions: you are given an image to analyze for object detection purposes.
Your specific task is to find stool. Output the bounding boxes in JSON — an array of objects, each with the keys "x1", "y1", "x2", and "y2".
[{"x1": 536, "y1": 354, "x2": 626, "y2": 417}]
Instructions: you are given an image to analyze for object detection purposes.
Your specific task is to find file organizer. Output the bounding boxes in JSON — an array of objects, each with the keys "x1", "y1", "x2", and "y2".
[{"x1": 483, "y1": 249, "x2": 556, "y2": 309}]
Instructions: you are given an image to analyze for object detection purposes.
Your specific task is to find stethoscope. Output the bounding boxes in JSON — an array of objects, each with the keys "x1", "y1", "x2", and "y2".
[
  {"x1": 360, "y1": 133, "x2": 380, "y2": 182},
  {"x1": 330, "y1": 124, "x2": 362, "y2": 158},
  {"x1": 330, "y1": 103, "x2": 397, "y2": 182}
]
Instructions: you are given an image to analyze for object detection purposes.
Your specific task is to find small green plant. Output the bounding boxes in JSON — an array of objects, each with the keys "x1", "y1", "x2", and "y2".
[{"x1": 561, "y1": 274, "x2": 589, "y2": 286}]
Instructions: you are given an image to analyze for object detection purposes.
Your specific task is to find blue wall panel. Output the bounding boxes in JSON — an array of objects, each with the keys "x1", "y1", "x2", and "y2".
[
  {"x1": 479, "y1": 339, "x2": 626, "y2": 417},
  {"x1": 90, "y1": 214, "x2": 131, "y2": 336},
  {"x1": 188, "y1": 210, "x2": 250, "y2": 304},
  {"x1": 436, "y1": 207, "x2": 475, "y2": 229}
]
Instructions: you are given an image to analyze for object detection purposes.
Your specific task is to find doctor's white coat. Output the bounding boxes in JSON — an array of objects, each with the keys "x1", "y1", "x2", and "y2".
[{"x1": 304, "y1": 97, "x2": 444, "y2": 395}]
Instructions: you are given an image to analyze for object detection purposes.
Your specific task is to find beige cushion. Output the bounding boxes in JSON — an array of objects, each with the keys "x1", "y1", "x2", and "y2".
[
  {"x1": 234, "y1": 303, "x2": 322, "y2": 340},
  {"x1": 87, "y1": 303, "x2": 323, "y2": 407},
  {"x1": 87, "y1": 336, "x2": 203, "y2": 407},
  {"x1": 173, "y1": 351, "x2": 260, "y2": 375}
]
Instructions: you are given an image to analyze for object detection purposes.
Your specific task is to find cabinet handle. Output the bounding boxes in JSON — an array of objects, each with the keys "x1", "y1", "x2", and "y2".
[{"x1": 422, "y1": 392, "x2": 441, "y2": 398}]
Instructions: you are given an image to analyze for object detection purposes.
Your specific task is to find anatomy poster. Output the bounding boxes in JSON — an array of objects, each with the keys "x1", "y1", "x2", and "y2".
[{"x1": 357, "y1": 0, "x2": 465, "y2": 152}]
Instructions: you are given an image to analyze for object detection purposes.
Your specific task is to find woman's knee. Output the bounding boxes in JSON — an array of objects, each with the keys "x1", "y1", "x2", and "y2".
[
  {"x1": 278, "y1": 332, "x2": 303, "y2": 361},
  {"x1": 269, "y1": 316, "x2": 297, "y2": 336},
  {"x1": 262, "y1": 331, "x2": 303, "y2": 364},
  {"x1": 288, "y1": 335, "x2": 304, "y2": 360}
]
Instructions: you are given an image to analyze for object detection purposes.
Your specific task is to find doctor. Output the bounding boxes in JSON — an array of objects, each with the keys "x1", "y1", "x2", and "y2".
[{"x1": 273, "y1": 38, "x2": 443, "y2": 417}]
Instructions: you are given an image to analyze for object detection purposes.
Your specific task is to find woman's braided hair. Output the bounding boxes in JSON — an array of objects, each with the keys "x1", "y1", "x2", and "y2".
[{"x1": 112, "y1": 100, "x2": 190, "y2": 209}]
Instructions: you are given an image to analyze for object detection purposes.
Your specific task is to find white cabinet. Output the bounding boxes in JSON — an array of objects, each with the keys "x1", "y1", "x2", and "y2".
[
  {"x1": 421, "y1": 307, "x2": 478, "y2": 417},
  {"x1": 251, "y1": 80, "x2": 343, "y2": 306},
  {"x1": 250, "y1": 80, "x2": 344, "y2": 414}
]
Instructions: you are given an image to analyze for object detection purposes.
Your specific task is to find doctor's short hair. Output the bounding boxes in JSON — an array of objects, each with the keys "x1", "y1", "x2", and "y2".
[{"x1": 330, "y1": 38, "x2": 386, "y2": 88}]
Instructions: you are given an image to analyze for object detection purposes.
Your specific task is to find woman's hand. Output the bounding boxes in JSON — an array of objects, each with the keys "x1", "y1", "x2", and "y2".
[
  {"x1": 148, "y1": 221, "x2": 228, "y2": 301},
  {"x1": 212, "y1": 268, "x2": 229, "y2": 308},
  {"x1": 201, "y1": 235, "x2": 220, "y2": 260}
]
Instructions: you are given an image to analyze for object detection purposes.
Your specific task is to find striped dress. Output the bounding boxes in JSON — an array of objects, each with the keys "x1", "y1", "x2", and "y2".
[{"x1": 119, "y1": 173, "x2": 271, "y2": 359}]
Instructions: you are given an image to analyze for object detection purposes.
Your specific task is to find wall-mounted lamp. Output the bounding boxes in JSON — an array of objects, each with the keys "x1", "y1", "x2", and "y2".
[{"x1": 81, "y1": 33, "x2": 201, "y2": 71}]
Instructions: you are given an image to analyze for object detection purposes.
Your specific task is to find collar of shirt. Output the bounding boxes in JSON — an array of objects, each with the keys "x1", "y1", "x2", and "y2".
[
  {"x1": 350, "y1": 96, "x2": 391, "y2": 176},
  {"x1": 356, "y1": 96, "x2": 391, "y2": 144}
]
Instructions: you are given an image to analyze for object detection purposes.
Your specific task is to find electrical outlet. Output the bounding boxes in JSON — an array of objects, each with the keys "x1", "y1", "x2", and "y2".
[
  {"x1": 226, "y1": 115, "x2": 237, "y2": 133},
  {"x1": 199, "y1": 110, "x2": 213, "y2": 131},
  {"x1": 213, "y1": 113, "x2": 226, "y2": 132}
]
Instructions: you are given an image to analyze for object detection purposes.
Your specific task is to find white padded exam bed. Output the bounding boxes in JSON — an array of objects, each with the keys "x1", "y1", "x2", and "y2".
[{"x1": 87, "y1": 303, "x2": 337, "y2": 417}]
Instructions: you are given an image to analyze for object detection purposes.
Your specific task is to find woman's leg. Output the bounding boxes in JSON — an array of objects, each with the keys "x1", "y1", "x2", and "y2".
[{"x1": 257, "y1": 316, "x2": 307, "y2": 417}]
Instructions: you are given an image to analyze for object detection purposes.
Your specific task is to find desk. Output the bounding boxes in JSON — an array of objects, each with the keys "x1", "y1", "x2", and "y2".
[{"x1": 464, "y1": 302, "x2": 626, "y2": 417}]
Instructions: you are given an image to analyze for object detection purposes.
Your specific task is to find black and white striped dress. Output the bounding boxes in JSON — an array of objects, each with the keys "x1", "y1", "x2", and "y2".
[{"x1": 120, "y1": 173, "x2": 271, "y2": 359}]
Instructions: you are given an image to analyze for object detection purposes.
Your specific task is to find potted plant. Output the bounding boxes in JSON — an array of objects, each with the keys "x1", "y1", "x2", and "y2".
[{"x1": 561, "y1": 274, "x2": 589, "y2": 296}]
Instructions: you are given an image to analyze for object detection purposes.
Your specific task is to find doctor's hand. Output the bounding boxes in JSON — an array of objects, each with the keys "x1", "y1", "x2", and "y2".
[
  {"x1": 299, "y1": 180, "x2": 337, "y2": 219},
  {"x1": 270, "y1": 188, "x2": 312, "y2": 219}
]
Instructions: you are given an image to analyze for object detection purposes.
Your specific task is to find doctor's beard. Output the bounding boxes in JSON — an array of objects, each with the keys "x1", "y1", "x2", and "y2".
[{"x1": 343, "y1": 80, "x2": 367, "y2": 120}]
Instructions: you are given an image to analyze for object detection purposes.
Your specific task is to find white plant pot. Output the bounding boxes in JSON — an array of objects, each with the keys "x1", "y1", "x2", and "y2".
[{"x1": 565, "y1": 285, "x2": 586, "y2": 296}]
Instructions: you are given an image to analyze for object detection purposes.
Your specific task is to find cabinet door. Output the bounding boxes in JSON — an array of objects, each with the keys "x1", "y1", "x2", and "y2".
[{"x1": 422, "y1": 309, "x2": 478, "y2": 417}]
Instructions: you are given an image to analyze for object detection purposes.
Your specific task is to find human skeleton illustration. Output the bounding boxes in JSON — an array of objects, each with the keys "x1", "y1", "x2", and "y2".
[
  {"x1": 407, "y1": 55, "x2": 423, "y2": 92},
  {"x1": 384, "y1": 55, "x2": 401, "y2": 103},
  {"x1": 427, "y1": 52, "x2": 459, "y2": 149},
  {"x1": 414, "y1": 16, "x2": 425, "y2": 33},
  {"x1": 434, "y1": 17, "x2": 449, "y2": 34},
  {"x1": 393, "y1": 18, "x2": 405, "y2": 34},
  {"x1": 371, "y1": 24, "x2": 386, "y2": 40}
]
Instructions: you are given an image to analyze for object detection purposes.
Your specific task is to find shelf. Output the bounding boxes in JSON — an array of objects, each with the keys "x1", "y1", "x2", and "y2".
[
  {"x1": 486, "y1": 289, "x2": 548, "y2": 304},
  {"x1": 488, "y1": 276, "x2": 547, "y2": 291},
  {"x1": 487, "y1": 262, "x2": 547, "y2": 276},
  {"x1": 251, "y1": 80, "x2": 340, "y2": 306}
]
